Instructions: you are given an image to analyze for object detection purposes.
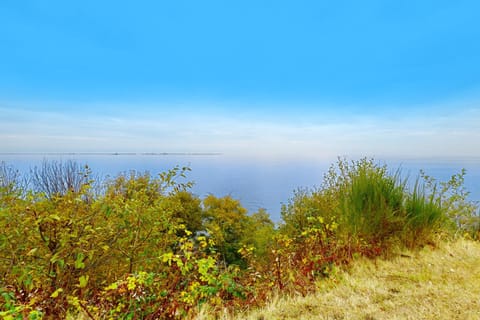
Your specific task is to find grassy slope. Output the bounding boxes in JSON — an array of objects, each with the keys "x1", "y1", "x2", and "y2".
[{"x1": 223, "y1": 238, "x2": 480, "y2": 320}]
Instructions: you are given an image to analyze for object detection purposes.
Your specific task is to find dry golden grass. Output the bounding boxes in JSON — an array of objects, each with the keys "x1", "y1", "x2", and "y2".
[{"x1": 197, "y1": 238, "x2": 480, "y2": 320}]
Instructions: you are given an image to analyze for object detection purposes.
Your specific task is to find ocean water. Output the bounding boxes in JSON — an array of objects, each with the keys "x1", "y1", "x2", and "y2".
[{"x1": 1, "y1": 154, "x2": 479, "y2": 222}]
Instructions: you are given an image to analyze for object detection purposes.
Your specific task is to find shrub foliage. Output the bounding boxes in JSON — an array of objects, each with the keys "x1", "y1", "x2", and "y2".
[{"x1": 0, "y1": 158, "x2": 477, "y2": 319}]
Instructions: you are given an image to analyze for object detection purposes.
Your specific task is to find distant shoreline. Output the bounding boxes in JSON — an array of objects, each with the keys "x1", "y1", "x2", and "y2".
[
  {"x1": 2, "y1": 153, "x2": 479, "y2": 161},
  {"x1": 0, "y1": 152, "x2": 223, "y2": 156}
]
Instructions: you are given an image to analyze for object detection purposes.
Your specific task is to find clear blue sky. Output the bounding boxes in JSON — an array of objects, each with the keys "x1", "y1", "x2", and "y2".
[{"x1": 1, "y1": 1, "x2": 479, "y2": 160}]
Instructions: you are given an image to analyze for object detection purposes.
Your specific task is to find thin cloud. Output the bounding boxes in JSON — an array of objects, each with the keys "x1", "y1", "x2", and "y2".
[{"x1": 1, "y1": 101, "x2": 479, "y2": 160}]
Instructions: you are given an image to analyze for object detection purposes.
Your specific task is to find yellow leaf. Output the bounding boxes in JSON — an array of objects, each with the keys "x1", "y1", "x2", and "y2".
[
  {"x1": 27, "y1": 248, "x2": 38, "y2": 256},
  {"x1": 50, "y1": 288, "x2": 63, "y2": 298},
  {"x1": 78, "y1": 275, "x2": 89, "y2": 288},
  {"x1": 105, "y1": 282, "x2": 118, "y2": 291}
]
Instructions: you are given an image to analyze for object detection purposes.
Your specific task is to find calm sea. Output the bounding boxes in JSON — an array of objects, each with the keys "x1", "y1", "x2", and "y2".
[{"x1": 2, "y1": 154, "x2": 479, "y2": 222}]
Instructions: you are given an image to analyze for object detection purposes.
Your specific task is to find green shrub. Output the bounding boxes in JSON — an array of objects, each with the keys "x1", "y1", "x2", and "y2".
[
  {"x1": 335, "y1": 159, "x2": 406, "y2": 244},
  {"x1": 279, "y1": 158, "x2": 476, "y2": 254},
  {"x1": 403, "y1": 178, "x2": 447, "y2": 247},
  {"x1": 1, "y1": 158, "x2": 477, "y2": 319},
  {"x1": 419, "y1": 168, "x2": 478, "y2": 237},
  {"x1": 202, "y1": 195, "x2": 250, "y2": 267}
]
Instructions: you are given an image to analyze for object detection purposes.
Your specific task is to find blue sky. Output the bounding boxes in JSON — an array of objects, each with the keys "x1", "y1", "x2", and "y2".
[{"x1": 1, "y1": 1, "x2": 480, "y2": 160}]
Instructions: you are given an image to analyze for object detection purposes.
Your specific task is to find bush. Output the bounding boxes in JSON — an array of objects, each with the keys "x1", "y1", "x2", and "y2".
[
  {"x1": 1, "y1": 158, "x2": 477, "y2": 319},
  {"x1": 335, "y1": 158, "x2": 406, "y2": 245},
  {"x1": 29, "y1": 160, "x2": 94, "y2": 198},
  {"x1": 280, "y1": 158, "x2": 474, "y2": 255}
]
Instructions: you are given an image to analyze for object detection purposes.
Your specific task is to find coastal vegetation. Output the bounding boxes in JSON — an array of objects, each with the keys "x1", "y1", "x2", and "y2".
[
  {"x1": 233, "y1": 238, "x2": 480, "y2": 320},
  {"x1": 0, "y1": 158, "x2": 478, "y2": 319}
]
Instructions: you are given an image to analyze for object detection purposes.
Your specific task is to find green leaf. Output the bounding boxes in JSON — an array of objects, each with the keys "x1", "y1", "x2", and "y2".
[
  {"x1": 49, "y1": 214, "x2": 61, "y2": 221},
  {"x1": 78, "y1": 275, "x2": 89, "y2": 288},
  {"x1": 75, "y1": 253, "x2": 85, "y2": 269},
  {"x1": 50, "y1": 288, "x2": 63, "y2": 298},
  {"x1": 1, "y1": 314, "x2": 14, "y2": 320},
  {"x1": 105, "y1": 282, "x2": 118, "y2": 291}
]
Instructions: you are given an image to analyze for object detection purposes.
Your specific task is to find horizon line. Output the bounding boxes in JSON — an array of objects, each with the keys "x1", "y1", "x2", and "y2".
[{"x1": 0, "y1": 152, "x2": 223, "y2": 156}]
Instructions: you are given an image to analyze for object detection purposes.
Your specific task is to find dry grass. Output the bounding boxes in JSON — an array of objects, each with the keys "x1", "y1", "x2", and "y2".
[{"x1": 198, "y1": 238, "x2": 480, "y2": 320}]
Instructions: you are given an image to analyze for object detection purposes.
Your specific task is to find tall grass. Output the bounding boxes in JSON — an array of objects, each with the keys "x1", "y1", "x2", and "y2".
[
  {"x1": 285, "y1": 158, "x2": 463, "y2": 253},
  {"x1": 337, "y1": 162, "x2": 406, "y2": 244},
  {"x1": 403, "y1": 178, "x2": 447, "y2": 246},
  {"x1": 338, "y1": 159, "x2": 450, "y2": 247}
]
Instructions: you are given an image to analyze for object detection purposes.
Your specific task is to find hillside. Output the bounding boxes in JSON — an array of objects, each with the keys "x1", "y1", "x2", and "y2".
[{"x1": 229, "y1": 238, "x2": 480, "y2": 320}]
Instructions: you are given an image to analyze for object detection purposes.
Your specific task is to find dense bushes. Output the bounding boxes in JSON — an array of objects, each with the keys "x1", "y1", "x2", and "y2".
[
  {"x1": 0, "y1": 158, "x2": 478, "y2": 319},
  {"x1": 282, "y1": 159, "x2": 476, "y2": 248},
  {"x1": 0, "y1": 161, "x2": 272, "y2": 318}
]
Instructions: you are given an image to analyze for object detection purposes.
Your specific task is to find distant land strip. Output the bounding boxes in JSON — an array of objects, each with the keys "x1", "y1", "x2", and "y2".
[{"x1": 0, "y1": 152, "x2": 223, "y2": 156}]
